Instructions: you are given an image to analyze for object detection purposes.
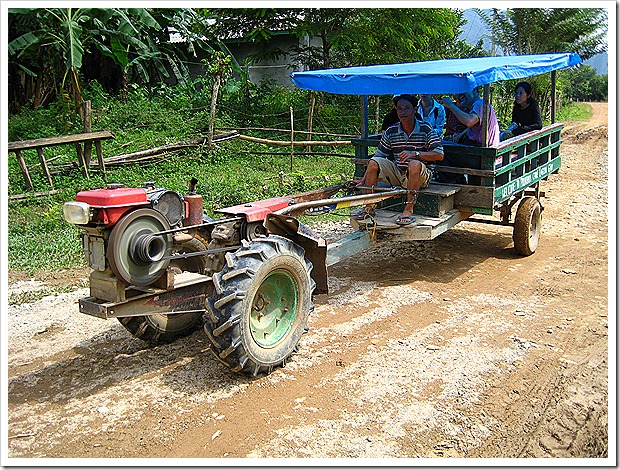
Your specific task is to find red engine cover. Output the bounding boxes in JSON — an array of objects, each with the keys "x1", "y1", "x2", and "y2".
[
  {"x1": 76, "y1": 187, "x2": 148, "y2": 207},
  {"x1": 76, "y1": 186, "x2": 149, "y2": 226}
]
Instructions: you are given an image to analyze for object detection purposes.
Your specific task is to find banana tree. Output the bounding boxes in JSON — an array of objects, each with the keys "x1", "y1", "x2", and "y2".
[
  {"x1": 9, "y1": 8, "x2": 90, "y2": 113},
  {"x1": 8, "y1": 8, "x2": 204, "y2": 111}
]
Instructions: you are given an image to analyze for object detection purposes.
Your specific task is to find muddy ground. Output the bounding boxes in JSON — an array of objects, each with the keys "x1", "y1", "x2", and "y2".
[{"x1": 4, "y1": 103, "x2": 611, "y2": 462}]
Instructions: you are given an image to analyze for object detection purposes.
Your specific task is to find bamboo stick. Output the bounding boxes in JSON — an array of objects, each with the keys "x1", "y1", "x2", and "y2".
[{"x1": 238, "y1": 134, "x2": 351, "y2": 147}]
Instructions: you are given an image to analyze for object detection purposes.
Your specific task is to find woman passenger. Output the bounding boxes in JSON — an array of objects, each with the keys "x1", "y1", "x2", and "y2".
[{"x1": 500, "y1": 82, "x2": 543, "y2": 141}]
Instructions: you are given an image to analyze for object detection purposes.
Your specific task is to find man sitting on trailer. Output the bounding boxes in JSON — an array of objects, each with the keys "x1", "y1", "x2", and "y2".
[
  {"x1": 437, "y1": 88, "x2": 500, "y2": 184},
  {"x1": 440, "y1": 87, "x2": 499, "y2": 147},
  {"x1": 354, "y1": 94, "x2": 444, "y2": 226}
]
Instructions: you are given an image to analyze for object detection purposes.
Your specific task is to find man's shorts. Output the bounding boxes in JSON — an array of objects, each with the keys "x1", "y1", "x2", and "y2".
[{"x1": 371, "y1": 156, "x2": 431, "y2": 189}]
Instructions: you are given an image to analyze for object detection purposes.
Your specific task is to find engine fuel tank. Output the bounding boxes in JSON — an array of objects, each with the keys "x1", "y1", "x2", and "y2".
[
  {"x1": 76, "y1": 184, "x2": 149, "y2": 226},
  {"x1": 76, "y1": 185, "x2": 148, "y2": 207}
]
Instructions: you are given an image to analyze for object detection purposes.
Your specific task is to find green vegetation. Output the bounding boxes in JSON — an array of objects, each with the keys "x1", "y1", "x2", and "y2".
[{"x1": 557, "y1": 101, "x2": 593, "y2": 122}]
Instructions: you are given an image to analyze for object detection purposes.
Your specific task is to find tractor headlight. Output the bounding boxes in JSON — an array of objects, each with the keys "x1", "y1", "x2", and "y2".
[{"x1": 63, "y1": 202, "x2": 92, "y2": 225}]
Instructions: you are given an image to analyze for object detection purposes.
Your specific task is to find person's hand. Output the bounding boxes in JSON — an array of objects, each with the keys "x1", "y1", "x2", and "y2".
[
  {"x1": 440, "y1": 97, "x2": 454, "y2": 108},
  {"x1": 397, "y1": 150, "x2": 412, "y2": 163}
]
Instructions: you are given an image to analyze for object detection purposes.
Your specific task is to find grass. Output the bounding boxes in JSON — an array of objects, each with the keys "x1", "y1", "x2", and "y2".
[{"x1": 557, "y1": 101, "x2": 593, "y2": 122}]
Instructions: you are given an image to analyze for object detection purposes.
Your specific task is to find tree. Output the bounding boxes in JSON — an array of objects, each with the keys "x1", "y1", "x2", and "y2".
[
  {"x1": 561, "y1": 64, "x2": 608, "y2": 101},
  {"x1": 336, "y1": 8, "x2": 484, "y2": 65},
  {"x1": 206, "y1": 8, "x2": 485, "y2": 71},
  {"x1": 476, "y1": 8, "x2": 608, "y2": 60},
  {"x1": 9, "y1": 8, "x2": 92, "y2": 113},
  {"x1": 475, "y1": 8, "x2": 608, "y2": 121}
]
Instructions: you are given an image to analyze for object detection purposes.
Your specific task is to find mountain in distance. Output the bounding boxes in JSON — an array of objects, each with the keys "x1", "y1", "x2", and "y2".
[{"x1": 459, "y1": 9, "x2": 608, "y2": 75}]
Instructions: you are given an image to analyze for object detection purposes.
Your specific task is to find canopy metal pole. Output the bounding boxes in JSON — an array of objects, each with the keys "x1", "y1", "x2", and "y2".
[
  {"x1": 551, "y1": 70, "x2": 557, "y2": 123},
  {"x1": 361, "y1": 95, "x2": 369, "y2": 138},
  {"x1": 482, "y1": 84, "x2": 490, "y2": 146}
]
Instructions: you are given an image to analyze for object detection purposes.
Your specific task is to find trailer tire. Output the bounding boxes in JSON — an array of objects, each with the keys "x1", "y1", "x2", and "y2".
[
  {"x1": 204, "y1": 236, "x2": 314, "y2": 376},
  {"x1": 513, "y1": 196, "x2": 541, "y2": 256},
  {"x1": 118, "y1": 237, "x2": 207, "y2": 343}
]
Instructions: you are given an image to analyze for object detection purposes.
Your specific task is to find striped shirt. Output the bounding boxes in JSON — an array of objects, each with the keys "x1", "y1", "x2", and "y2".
[{"x1": 376, "y1": 120, "x2": 444, "y2": 169}]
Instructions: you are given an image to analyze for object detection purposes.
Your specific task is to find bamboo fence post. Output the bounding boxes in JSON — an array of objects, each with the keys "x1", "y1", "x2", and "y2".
[
  {"x1": 74, "y1": 143, "x2": 90, "y2": 178},
  {"x1": 94, "y1": 140, "x2": 106, "y2": 181},
  {"x1": 82, "y1": 100, "x2": 93, "y2": 170},
  {"x1": 290, "y1": 106, "x2": 294, "y2": 172},
  {"x1": 209, "y1": 62, "x2": 224, "y2": 151},
  {"x1": 307, "y1": 92, "x2": 315, "y2": 153}
]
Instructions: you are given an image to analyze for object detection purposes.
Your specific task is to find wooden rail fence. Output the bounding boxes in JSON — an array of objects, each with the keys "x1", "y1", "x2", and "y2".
[{"x1": 8, "y1": 130, "x2": 115, "y2": 191}]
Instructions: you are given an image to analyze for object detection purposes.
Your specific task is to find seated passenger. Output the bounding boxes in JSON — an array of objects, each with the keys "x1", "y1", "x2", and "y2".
[
  {"x1": 440, "y1": 88, "x2": 500, "y2": 147},
  {"x1": 442, "y1": 98, "x2": 468, "y2": 142},
  {"x1": 418, "y1": 94, "x2": 446, "y2": 137},
  {"x1": 381, "y1": 105, "x2": 399, "y2": 133},
  {"x1": 437, "y1": 88, "x2": 500, "y2": 184},
  {"x1": 500, "y1": 82, "x2": 543, "y2": 141},
  {"x1": 355, "y1": 94, "x2": 444, "y2": 225}
]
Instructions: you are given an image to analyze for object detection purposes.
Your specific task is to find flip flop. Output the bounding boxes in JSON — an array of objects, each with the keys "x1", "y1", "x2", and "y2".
[
  {"x1": 395, "y1": 214, "x2": 416, "y2": 225},
  {"x1": 353, "y1": 208, "x2": 376, "y2": 220}
]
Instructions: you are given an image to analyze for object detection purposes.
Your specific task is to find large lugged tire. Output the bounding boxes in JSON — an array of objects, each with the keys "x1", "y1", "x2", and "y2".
[
  {"x1": 513, "y1": 196, "x2": 542, "y2": 256},
  {"x1": 118, "y1": 237, "x2": 208, "y2": 343},
  {"x1": 204, "y1": 236, "x2": 314, "y2": 375}
]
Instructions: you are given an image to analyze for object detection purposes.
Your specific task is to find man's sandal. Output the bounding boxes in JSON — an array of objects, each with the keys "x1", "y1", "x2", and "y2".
[{"x1": 395, "y1": 214, "x2": 416, "y2": 225}]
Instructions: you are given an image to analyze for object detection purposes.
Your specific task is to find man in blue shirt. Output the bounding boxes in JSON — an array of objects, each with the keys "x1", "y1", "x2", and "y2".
[
  {"x1": 419, "y1": 94, "x2": 446, "y2": 137},
  {"x1": 355, "y1": 94, "x2": 444, "y2": 225}
]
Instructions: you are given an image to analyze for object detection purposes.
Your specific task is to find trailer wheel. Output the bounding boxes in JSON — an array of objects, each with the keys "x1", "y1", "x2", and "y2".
[
  {"x1": 118, "y1": 238, "x2": 207, "y2": 343},
  {"x1": 513, "y1": 196, "x2": 541, "y2": 256},
  {"x1": 204, "y1": 236, "x2": 314, "y2": 375}
]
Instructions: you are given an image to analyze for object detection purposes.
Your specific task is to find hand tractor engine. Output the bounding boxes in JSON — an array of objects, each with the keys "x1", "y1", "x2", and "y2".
[{"x1": 63, "y1": 179, "x2": 330, "y2": 375}]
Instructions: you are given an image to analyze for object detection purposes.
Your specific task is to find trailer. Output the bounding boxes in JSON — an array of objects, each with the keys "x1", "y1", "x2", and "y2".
[{"x1": 63, "y1": 53, "x2": 581, "y2": 375}]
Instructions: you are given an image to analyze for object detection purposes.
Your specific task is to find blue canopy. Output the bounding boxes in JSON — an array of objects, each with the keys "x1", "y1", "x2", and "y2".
[{"x1": 290, "y1": 53, "x2": 582, "y2": 95}]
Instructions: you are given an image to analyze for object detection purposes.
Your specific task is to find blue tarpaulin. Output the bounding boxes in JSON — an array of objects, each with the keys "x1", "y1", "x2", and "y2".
[{"x1": 290, "y1": 53, "x2": 582, "y2": 95}]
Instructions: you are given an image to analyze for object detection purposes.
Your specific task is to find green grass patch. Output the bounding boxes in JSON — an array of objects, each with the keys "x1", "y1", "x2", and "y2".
[
  {"x1": 557, "y1": 101, "x2": 593, "y2": 122},
  {"x1": 8, "y1": 201, "x2": 87, "y2": 275}
]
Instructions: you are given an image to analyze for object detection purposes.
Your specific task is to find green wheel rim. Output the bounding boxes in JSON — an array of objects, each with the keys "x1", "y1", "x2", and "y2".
[{"x1": 250, "y1": 269, "x2": 299, "y2": 348}]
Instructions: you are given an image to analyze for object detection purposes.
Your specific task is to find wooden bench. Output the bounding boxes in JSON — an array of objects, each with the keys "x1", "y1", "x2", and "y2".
[{"x1": 8, "y1": 130, "x2": 115, "y2": 190}]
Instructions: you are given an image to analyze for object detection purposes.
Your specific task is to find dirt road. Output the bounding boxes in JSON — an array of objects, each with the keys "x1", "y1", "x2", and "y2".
[{"x1": 5, "y1": 103, "x2": 610, "y2": 461}]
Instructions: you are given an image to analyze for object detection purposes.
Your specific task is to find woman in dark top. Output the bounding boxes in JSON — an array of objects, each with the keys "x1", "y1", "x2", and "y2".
[{"x1": 500, "y1": 82, "x2": 543, "y2": 140}]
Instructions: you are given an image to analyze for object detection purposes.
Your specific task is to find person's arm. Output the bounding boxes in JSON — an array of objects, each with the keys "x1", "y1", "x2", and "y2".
[
  {"x1": 423, "y1": 130, "x2": 444, "y2": 162},
  {"x1": 397, "y1": 130, "x2": 444, "y2": 164},
  {"x1": 434, "y1": 102, "x2": 446, "y2": 136},
  {"x1": 397, "y1": 148, "x2": 443, "y2": 164},
  {"x1": 440, "y1": 97, "x2": 479, "y2": 128},
  {"x1": 438, "y1": 104, "x2": 446, "y2": 132},
  {"x1": 374, "y1": 130, "x2": 393, "y2": 159},
  {"x1": 517, "y1": 102, "x2": 543, "y2": 133}
]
